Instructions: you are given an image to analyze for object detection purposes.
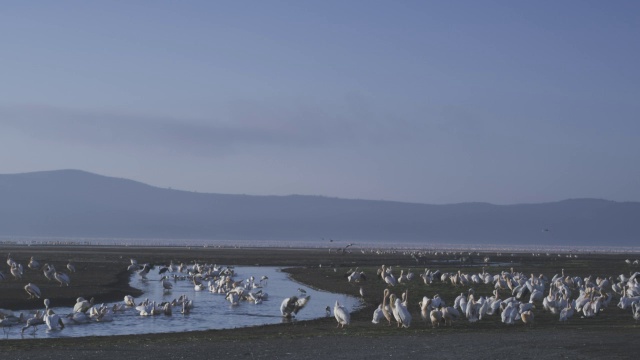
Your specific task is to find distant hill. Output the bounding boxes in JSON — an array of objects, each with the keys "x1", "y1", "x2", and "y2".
[{"x1": 0, "y1": 170, "x2": 639, "y2": 246}]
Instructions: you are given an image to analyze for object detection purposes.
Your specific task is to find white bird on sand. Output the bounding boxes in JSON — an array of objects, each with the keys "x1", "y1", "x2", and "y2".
[
  {"x1": 54, "y1": 271, "x2": 71, "y2": 286},
  {"x1": 24, "y1": 283, "x2": 41, "y2": 299},
  {"x1": 372, "y1": 304, "x2": 384, "y2": 324},
  {"x1": 334, "y1": 300, "x2": 350, "y2": 328},
  {"x1": 394, "y1": 292, "x2": 412, "y2": 328},
  {"x1": 42, "y1": 264, "x2": 55, "y2": 281},
  {"x1": 11, "y1": 263, "x2": 23, "y2": 280},
  {"x1": 28, "y1": 257, "x2": 41, "y2": 270},
  {"x1": 430, "y1": 309, "x2": 443, "y2": 328},
  {"x1": 6, "y1": 253, "x2": 15, "y2": 267}
]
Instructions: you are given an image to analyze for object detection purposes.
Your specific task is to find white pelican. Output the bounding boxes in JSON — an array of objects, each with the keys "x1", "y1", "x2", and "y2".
[
  {"x1": 372, "y1": 304, "x2": 384, "y2": 324},
  {"x1": 381, "y1": 289, "x2": 392, "y2": 325},
  {"x1": 193, "y1": 277, "x2": 205, "y2": 291},
  {"x1": 521, "y1": 310, "x2": 534, "y2": 326},
  {"x1": 137, "y1": 264, "x2": 151, "y2": 280},
  {"x1": 465, "y1": 295, "x2": 479, "y2": 323},
  {"x1": 442, "y1": 307, "x2": 459, "y2": 326},
  {"x1": 127, "y1": 262, "x2": 139, "y2": 272},
  {"x1": 73, "y1": 297, "x2": 94, "y2": 313},
  {"x1": 501, "y1": 302, "x2": 518, "y2": 324},
  {"x1": 430, "y1": 309, "x2": 442, "y2": 328},
  {"x1": 431, "y1": 294, "x2": 445, "y2": 308},
  {"x1": 398, "y1": 270, "x2": 408, "y2": 284},
  {"x1": 226, "y1": 290, "x2": 241, "y2": 305},
  {"x1": 54, "y1": 271, "x2": 71, "y2": 286},
  {"x1": 391, "y1": 291, "x2": 411, "y2": 328},
  {"x1": 347, "y1": 269, "x2": 366, "y2": 283},
  {"x1": 632, "y1": 301, "x2": 640, "y2": 321},
  {"x1": 384, "y1": 272, "x2": 397, "y2": 287},
  {"x1": 137, "y1": 301, "x2": 157, "y2": 316},
  {"x1": 6, "y1": 253, "x2": 15, "y2": 267},
  {"x1": 334, "y1": 300, "x2": 350, "y2": 328},
  {"x1": 66, "y1": 312, "x2": 90, "y2": 325},
  {"x1": 44, "y1": 309, "x2": 65, "y2": 331},
  {"x1": 280, "y1": 295, "x2": 310, "y2": 318},
  {"x1": 559, "y1": 302, "x2": 574, "y2": 322},
  {"x1": 181, "y1": 300, "x2": 191, "y2": 314},
  {"x1": 42, "y1": 264, "x2": 55, "y2": 281},
  {"x1": 11, "y1": 263, "x2": 23, "y2": 279},
  {"x1": 21, "y1": 311, "x2": 45, "y2": 334},
  {"x1": 161, "y1": 276, "x2": 173, "y2": 291},
  {"x1": 124, "y1": 295, "x2": 136, "y2": 307},
  {"x1": 24, "y1": 283, "x2": 41, "y2": 299},
  {"x1": 28, "y1": 257, "x2": 40, "y2": 270},
  {"x1": 617, "y1": 294, "x2": 640, "y2": 310},
  {"x1": 419, "y1": 296, "x2": 431, "y2": 323}
]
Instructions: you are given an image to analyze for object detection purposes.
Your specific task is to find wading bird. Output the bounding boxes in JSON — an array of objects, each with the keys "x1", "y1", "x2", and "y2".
[{"x1": 334, "y1": 300, "x2": 350, "y2": 328}]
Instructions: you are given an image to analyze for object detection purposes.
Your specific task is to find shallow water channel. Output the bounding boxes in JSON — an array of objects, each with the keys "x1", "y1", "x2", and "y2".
[{"x1": 3, "y1": 266, "x2": 362, "y2": 339}]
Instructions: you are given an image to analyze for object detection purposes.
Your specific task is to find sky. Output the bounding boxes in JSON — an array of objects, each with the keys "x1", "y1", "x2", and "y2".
[{"x1": 1, "y1": 1, "x2": 639, "y2": 205}]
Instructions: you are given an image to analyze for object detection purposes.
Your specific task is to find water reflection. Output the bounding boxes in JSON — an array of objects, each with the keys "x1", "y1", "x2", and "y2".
[{"x1": 4, "y1": 266, "x2": 361, "y2": 340}]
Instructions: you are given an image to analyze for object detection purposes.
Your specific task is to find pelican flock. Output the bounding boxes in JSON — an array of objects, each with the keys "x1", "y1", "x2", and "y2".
[{"x1": 1, "y1": 249, "x2": 639, "y2": 339}]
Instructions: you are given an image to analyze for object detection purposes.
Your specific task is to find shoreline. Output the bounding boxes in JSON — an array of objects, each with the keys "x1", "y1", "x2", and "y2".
[
  {"x1": 3, "y1": 240, "x2": 640, "y2": 254},
  {"x1": 2, "y1": 245, "x2": 640, "y2": 359}
]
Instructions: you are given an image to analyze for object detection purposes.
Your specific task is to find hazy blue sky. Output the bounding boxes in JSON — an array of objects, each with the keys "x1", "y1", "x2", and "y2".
[{"x1": 1, "y1": 1, "x2": 639, "y2": 204}]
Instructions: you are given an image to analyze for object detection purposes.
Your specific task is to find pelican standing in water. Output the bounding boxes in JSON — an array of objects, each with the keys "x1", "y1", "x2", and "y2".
[
  {"x1": 280, "y1": 295, "x2": 311, "y2": 318},
  {"x1": 21, "y1": 311, "x2": 45, "y2": 334},
  {"x1": 334, "y1": 300, "x2": 350, "y2": 328},
  {"x1": 161, "y1": 276, "x2": 173, "y2": 292},
  {"x1": 44, "y1": 309, "x2": 65, "y2": 331},
  {"x1": 124, "y1": 295, "x2": 136, "y2": 307}
]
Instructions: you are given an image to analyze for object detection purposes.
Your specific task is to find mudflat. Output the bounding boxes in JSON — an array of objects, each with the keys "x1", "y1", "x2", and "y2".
[{"x1": 1, "y1": 245, "x2": 639, "y2": 359}]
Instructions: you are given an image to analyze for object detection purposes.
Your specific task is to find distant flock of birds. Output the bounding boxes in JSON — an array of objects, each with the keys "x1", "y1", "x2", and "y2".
[{"x1": 2, "y1": 251, "x2": 640, "y2": 336}]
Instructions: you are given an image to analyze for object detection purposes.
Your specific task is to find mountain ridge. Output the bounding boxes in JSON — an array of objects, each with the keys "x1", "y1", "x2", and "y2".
[{"x1": 0, "y1": 169, "x2": 638, "y2": 246}]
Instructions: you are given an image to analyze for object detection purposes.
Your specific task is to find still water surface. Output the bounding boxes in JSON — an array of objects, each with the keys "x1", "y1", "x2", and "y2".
[{"x1": 4, "y1": 266, "x2": 361, "y2": 340}]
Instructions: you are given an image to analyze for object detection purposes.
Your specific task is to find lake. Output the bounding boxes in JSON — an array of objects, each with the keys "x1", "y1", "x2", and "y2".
[{"x1": 2, "y1": 265, "x2": 362, "y2": 340}]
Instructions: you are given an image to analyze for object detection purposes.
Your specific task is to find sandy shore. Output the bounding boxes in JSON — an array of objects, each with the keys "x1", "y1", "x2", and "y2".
[{"x1": 1, "y1": 245, "x2": 639, "y2": 359}]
